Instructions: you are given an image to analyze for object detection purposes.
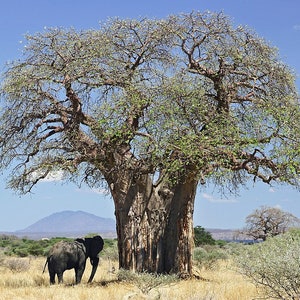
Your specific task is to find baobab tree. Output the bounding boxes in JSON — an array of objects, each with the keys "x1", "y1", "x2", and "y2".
[
  {"x1": 0, "y1": 12, "x2": 299, "y2": 276},
  {"x1": 242, "y1": 206, "x2": 300, "y2": 241}
]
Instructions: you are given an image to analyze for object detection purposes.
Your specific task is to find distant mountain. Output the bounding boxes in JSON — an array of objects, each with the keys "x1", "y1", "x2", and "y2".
[
  {"x1": 16, "y1": 210, "x2": 116, "y2": 238},
  {"x1": 10, "y1": 210, "x2": 241, "y2": 241}
]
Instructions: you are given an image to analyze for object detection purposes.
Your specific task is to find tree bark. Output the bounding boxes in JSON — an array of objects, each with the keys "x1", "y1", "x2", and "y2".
[{"x1": 108, "y1": 169, "x2": 197, "y2": 276}]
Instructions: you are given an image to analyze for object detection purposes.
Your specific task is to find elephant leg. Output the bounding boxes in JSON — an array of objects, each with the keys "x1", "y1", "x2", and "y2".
[
  {"x1": 49, "y1": 272, "x2": 55, "y2": 285},
  {"x1": 88, "y1": 257, "x2": 99, "y2": 283},
  {"x1": 75, "y1": 269, "x2": 83, "y2": 284},
  {"x1": 57, "y1": 272, "x2": 64, "y2": 284},
  {"x1": 75, "y1": 266, "x2": 85, "y2": 284},
  {"x1": 48, "y1": 265, "x2": 55, "y2": 284}
]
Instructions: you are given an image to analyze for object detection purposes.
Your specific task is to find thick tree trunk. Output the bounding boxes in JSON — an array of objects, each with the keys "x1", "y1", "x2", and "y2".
[
  {"x1": 163, "y1": 179, "x2": 197, "y2": 275},
  {"x1": 109, "y1": 170, "x2": 197, "y2": 276}
]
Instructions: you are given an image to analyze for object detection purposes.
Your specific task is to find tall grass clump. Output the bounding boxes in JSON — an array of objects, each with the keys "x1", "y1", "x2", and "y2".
[
  {"x1": 5, "y1": 257, "x2": 30, "y2": 272},
  {"x1": 118, "y1": 269, "x2": 179, "y2": 294},
  {"x1": 234, "y1": 229, "x2": 300, "y2": 299}
]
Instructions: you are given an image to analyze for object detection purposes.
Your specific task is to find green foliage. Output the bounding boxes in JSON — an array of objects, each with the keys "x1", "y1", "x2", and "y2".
[
  {"x1": 0, "y1": 12, "x2": 299, "y2": 194},
  {"x1": 0, "y1": 235, "x2": 118, "y2": 260},
  {"x1": 234, "y1": 229, "x2": 300, "y2": 299},
  {"x1": 0, "y1": 235, "x2": 71, "y2": 257},
  {"x1": 193, "y1": 245, "x2": 228, "y2": 270},
  {"x1": 194, "y1": 226, "x2": 216, "y2": 246}
]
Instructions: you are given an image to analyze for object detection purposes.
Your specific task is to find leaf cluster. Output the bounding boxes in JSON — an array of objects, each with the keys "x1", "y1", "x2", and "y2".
[
  {"x1": 234, "y1": 229, "x2": 300, "y2": 299},
  {"x1": 0, "y1": 11, "x2": 299, "y2": 193},
  {"x1": 194, "y1": 226, "x2": 216, "y2": 246}
]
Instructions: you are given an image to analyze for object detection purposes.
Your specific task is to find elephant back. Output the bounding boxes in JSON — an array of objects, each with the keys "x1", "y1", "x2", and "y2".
[{"x1": 49, "y1": 240, "x2": 86, "y2": 258}]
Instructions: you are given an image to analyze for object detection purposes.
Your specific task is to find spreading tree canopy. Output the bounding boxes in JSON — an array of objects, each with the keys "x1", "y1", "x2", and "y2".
[
  {"x1": 242, "y1": 206, "x2": 300, "y2": 241},
  {"x1": 0, "y1": 12, "x2": 299, "y2": 276}
]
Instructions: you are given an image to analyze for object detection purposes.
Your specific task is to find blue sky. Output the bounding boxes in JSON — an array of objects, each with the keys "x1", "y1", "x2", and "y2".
[{"x1": 0, "y1": 0, "x2": 299, "y2": 232}]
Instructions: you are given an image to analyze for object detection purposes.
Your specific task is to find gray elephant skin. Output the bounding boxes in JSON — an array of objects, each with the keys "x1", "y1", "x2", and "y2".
[{"x1": 43, "y1": 235, "x2": 104, "y2": 284}]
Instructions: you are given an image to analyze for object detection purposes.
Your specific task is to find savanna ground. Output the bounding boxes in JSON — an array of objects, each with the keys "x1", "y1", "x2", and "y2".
[{"x1": 0, "y1": 253, "x2": 260, "y2": 300}]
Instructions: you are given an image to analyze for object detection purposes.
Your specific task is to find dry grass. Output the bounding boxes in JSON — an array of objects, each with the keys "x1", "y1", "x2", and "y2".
[{"x1": 0, "y1": 256, "x2": 258, "y2": 300}]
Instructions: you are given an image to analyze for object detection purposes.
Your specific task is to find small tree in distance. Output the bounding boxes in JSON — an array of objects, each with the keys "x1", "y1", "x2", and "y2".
[
  {"x1": 241, "y1": 206, "x2": 300, "y2": 241},
  {"x1": 194, "y1": 226, "x2": 216, "y2": 246}
]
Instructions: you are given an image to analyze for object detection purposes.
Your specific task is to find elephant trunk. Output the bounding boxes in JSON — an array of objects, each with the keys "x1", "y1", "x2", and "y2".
[{"x1": 87, "y1": 257, "x2": 99, "y2": 283}]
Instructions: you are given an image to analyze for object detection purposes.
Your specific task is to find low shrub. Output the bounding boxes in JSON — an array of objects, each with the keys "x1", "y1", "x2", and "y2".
[
  {"x1": 234, "y1": 229, "x2": 300, "y2": 299},
  {"x1": 193, "y1": 245, "x2": 228, "y2": 270},
  {"x1": 5, "y1": 257, "x2": 30, "y2": 272},
  {"x1": 118, "y1": 269, "x2": 179, "y2": 294}
]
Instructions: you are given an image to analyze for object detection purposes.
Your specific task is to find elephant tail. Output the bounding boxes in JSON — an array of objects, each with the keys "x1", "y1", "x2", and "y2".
[{"x1": 42, "y1": 257, "x2": 49, "y2": 274}]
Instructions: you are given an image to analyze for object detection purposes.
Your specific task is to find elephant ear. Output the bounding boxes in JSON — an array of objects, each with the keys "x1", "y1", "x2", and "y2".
[
  {"x1": 92, "y1": 236, "x2": 104, "y2": 257},
  {"x1": 86, "y1": 236, "x2": 104, "y2": 258}
]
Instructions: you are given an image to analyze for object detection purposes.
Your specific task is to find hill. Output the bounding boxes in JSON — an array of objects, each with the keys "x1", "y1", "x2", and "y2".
[{"x1": 15, "y1": 210, "x2": 116, "y2": 239}]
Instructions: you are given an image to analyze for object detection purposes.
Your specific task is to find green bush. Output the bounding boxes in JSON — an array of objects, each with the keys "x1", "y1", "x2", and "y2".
[
  {"x1": 12, "y1": 247, "x2": 29, "y2": 257},
  {"x1": 234, "y1": 229, "x2": 300, "y2": 299},
  {"x1": 193, "y1": 245, "x2": 228, "y2": 270},
  {"x1": 28, "y1": 244, "x2": 45, "y2": 256},
  {"x1": 194, "y1": 226, "x2": 216, "y2": 246},
  {"x1": 0, "y1": 235, "x2": 79, "y2": 257},
  {"x1": 101, "y1": 238, "x2": 118, "y2": 260}
]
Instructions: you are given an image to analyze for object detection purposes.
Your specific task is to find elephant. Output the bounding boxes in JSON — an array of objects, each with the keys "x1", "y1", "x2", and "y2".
[{"x1": 43, "y1": 235, "x2": 104, "y2": 284}]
